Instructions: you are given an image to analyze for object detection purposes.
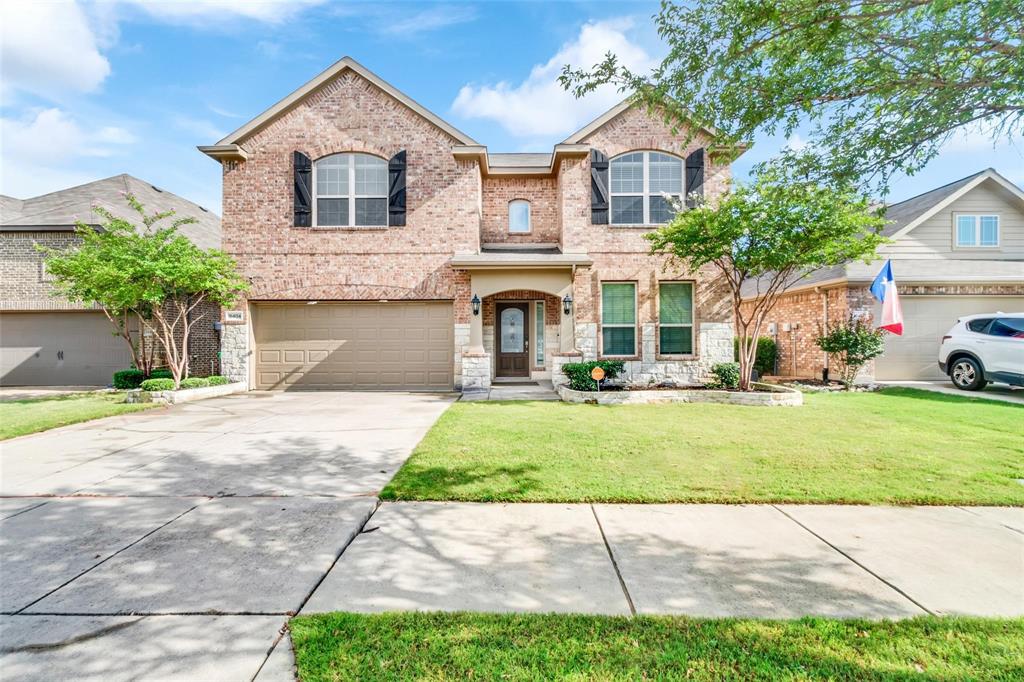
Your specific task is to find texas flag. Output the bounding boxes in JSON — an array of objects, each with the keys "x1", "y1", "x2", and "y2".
[{"x1": 870, "y1": 260, "x2": 903, "y2": 336}]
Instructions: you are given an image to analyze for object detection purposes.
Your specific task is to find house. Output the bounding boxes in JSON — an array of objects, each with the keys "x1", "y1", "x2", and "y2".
[
  {"x1": 199, "y1": 57, "x2": 738, "y2": 393},
  {"x1": 0, "y1": 174, "x2": 222, "y2": 386},
  {"x1": 741, "y1": 169, "x2": 1024, "y2": 381}
]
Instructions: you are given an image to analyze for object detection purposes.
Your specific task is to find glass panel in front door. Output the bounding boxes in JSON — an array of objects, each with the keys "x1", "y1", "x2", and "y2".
[{"x1": 501, "y1": 308, "x2": 525, "y2": 353}]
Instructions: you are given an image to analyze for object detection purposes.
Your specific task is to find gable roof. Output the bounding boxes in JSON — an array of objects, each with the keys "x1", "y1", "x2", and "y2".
[
  {"x1": 209, "y1": 56, "x2": 477, "y2": 150},
  {"x1": 0, "y1": 174, "x2": 221, "y2": 250},
  {"x1": 883, "y1": 167, "x2": 1024, "y2": 240},
  {"x1": 561, "y1": 98, "x2": 725, "y2": 145}
]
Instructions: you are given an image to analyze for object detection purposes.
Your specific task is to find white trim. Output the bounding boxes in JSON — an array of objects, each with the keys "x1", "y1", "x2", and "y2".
[
  {"x1": 212, "y1": 56, "x2": 477, "y2": 147},
  {"x1": 952, "y1": 212, "x2": 1001, "y2": 249},
  {"x1": 312, "y1": 153, "x2": 388, "y2": 228},
  {"x1": 600, "y1": 281, "x2": 638, "y2": 357},
  {"x1": 889, "y1": 169, "x2": 1024, "y2": 240}
]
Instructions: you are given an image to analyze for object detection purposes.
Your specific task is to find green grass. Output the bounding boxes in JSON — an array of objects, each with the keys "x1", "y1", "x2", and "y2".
[
  {"x1": 381, "y1": 388, "x2": 1024, "y2": 505},
  {"x1": 290, "y1": 612, "x2": 1024, "y2": 681},
  {"x1": 0, "y1": 392, "x2": 160, "y2": 440}
]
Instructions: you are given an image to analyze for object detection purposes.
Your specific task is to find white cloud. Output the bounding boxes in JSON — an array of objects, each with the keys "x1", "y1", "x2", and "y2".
[
  {"x1": 451, "y1": 18, "x2": 659, "y2": 140},
  {"x1": 941, "y1": 123, "x2": 1003, "y2": 153},
  {"x1": 0, "y1": 108, "x2": 136, "y2": 197},
  {"x1": 376, "y1": 4, "x2": 477, "y2": 37},
  {"x1": 118, "y1": 0, "x2": 326, "y2": 25},
  {"x1": 0, "y1": 1, "x2": 111, "y2": 99},
  {"x1": 172, "y1": 116, "x2": 226, "y2": 141}
]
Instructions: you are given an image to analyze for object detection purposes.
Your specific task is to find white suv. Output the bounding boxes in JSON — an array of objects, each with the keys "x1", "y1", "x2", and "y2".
[{"x1": 939, "y1": 312, "x2": 1024, "y2": 391}]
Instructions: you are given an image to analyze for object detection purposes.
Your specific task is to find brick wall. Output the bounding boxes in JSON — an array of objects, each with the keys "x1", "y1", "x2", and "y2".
[
  {"x1": 480, "y1": 177, "x2": 559, "y2": 244},
  {"x1": 0, "y1": 232, "x2": 95, "y2": 311}
]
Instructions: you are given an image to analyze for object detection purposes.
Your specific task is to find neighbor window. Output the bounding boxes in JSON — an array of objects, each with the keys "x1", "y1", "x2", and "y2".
[
  {"x1": 314, "y1": 153, "x2": 388, "y2": 227},
  {"x1": 659, "y1": 282, "x2": 694, "y2": 354},
  {"x1": 601, "y1": 282, "x2": 637, "y2": 356},
  {"x1": 509, "y1": 200, "x2": 531, "y2": 233},
  {"x1": 535, "y1": 301, "x2": 545, "y2": 365},
  {"x1": 955, "y1": 214, "x2": 999, "y2": 247},
  {"x1": 610, "y1": 151, "x2": 683, "y2": 225}
]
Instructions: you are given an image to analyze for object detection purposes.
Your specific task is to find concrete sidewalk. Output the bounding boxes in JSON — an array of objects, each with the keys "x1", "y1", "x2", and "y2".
[
  {"x1": 878, "y1": 380, "x2": 1024, "y2": 404},
  {"x1": 305, "y1": 502, "x2": 1024, "y2": 619}
]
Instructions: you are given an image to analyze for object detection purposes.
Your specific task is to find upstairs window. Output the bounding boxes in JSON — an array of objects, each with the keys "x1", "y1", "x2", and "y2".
[
  {"x1": 955, "y1": 214, "x2": 999, "y2": 247},
  {"x1": 509, "y1": 200, "x2": 531, "y2": 233},
  {"x1": 610, "y1": 151, "x2": 683, "y2": 225},
  {"x1": 314, "y1": 153, "x2": 388, "y2": 227}
]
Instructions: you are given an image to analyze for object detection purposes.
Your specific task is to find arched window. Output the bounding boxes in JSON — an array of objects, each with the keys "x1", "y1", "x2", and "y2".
[
  {"x1": 508, "y1": 199, "x2": 531, "y2": 233},
  {"x1": 609, "y1": 151, "x2": 683, "y2": 225},
  {"x1": 314, "y1": 153, "x2": 388, "y2": 227}
]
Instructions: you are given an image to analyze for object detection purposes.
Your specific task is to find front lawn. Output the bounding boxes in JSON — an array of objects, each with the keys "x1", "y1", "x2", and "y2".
[
  {"x1": 290, "y1": 612, "x2": 1024, "y2": 681},
  {"x1": 0, "y1": 392, "x2": 159, "y2": 440},
  {"x1": 381, "y1": 388, "x2": 1024, "y2": 505}
]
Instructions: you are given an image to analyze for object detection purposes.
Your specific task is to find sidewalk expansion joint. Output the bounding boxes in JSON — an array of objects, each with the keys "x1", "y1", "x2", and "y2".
[
  {"x1": 955, "y1": 506, "x2": 1023, "y2": 536},
  {"x1": 771, "y1": 505, "x2": 934, "y2": 616},
  {"x1": 590, "y1": 504, "x2": 636, "y2": 617}
]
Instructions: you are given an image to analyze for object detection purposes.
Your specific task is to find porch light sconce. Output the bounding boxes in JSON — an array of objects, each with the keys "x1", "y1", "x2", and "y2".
[
  {"x1": 562, "y1": 293, "x2": 573, "y2": 316},
  {"x1": 471, "y1": 294, "x2": 481, "y2": 316}
]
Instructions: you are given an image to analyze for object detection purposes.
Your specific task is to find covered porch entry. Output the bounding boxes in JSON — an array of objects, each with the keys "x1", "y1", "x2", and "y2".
[{"x1": 451, "y1": 252, "x2": 591, "y2": 393}]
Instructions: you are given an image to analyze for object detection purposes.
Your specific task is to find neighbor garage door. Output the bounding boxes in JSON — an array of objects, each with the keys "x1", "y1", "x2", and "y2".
[
  {"x1": 0, "y1": 312, "x2": 132, "y2": 386},
  {"x1": 874, "y1": 295, "x2": 1024, "y2": 380},
  {"x1": 254, "y1": 302, "x2": 453, "y2": 390}
]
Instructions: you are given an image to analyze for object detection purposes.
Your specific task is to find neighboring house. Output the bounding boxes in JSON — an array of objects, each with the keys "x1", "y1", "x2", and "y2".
[
  {"x1": 199, "y1": 56, "x2": 738, "y2": 393},
  {"x1": 741, "y1": 169, "x2": 1024, "y2": 381},
  {"x1": 0, "y1": 174, "x2": 222, "y2": 386}
]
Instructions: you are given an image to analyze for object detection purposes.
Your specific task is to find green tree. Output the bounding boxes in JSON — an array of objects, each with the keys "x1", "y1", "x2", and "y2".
[
  {"x1": 816, "y1": 316, "x2": 887, "y2": 389},
  {"x1": 561, "y1": 0, "x2": 1022, "y2": 190},
  {"x1": 646, "y1": 161, "x2": 887, "y2": 390},
  {"x1": 44, "y1": 196, "x2": 248, "y2": 389}
]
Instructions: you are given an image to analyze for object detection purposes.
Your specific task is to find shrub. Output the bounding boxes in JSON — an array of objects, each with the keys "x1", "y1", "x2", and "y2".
[
  {"x1": 560, "y1": 360, "x2": 625, "y2": 391},
  {"x1": 734, "y1": 336, "x2": 778, "y2": 377},
  {"x1": 179, "y1": 377, "x2": 210, "y2": 390},
  {"x1": 815, "y1": 316, "x2": 886, "y2": 390},
  {"x1": 140, "y1": 378, "x2": 175, "y2": 391},
  {"x1": 207, "y1": 375, "x2": 229, "y2": 386},
  {"x1": 150, "y1": 368, "x2": 173, "y2": 380},
  {"x1": 709, "y1": 362, "x2": 741, "y2": 389},
  {"x1": 112, "y1": 368, "x2": 145, "y2": 389}
]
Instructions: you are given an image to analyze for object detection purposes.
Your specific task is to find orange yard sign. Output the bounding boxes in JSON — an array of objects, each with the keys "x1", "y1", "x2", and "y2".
[{"x1": 590, "y1": 366, "x2": 605, "y2": 381}]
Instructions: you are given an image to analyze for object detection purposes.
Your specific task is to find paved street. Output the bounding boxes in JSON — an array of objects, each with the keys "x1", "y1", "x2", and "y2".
[
  {"x1": 0, "y1": 391, "x2": 455, "y2": 682},
  {"x1": 306, "y1": 502, "x2": 1024, "y2": 619}
]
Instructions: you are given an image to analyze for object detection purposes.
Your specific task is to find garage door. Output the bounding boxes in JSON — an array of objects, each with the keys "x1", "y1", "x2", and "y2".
[
  {"x1": 874, "y1": 296, "x2": 1024, "y2": 380},
  {"x1": 0, "y1": 312, "x2": 133, "y2": 386},
  {"x1": 254, "y1": 302, "x2": 453, "y2": 391}
]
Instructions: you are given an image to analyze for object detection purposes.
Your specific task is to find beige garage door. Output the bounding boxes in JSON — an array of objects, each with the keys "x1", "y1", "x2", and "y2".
[
  {"x1": 0, "y1": 312, "x2": 132, "y2": 386},
  {"x1": 874, "y1": 295, "x2": 1024, "y2": 380},
  {"x1": 254, "y1": 302, "x2": 453, "y2": 391}
]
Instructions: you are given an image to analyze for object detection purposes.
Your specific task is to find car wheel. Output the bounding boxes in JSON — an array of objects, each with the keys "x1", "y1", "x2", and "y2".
[{"x1": 950, "y1": 357, "x2": 987, "y2": 391}]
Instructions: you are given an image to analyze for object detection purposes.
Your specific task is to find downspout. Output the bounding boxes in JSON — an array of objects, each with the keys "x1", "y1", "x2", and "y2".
[{"x1": 820, "y1": 288, "x2": 829, "y2": 382}]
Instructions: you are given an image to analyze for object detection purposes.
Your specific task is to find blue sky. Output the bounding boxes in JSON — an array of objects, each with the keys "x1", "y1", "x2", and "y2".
[{"x1": 2, "y1": 0, "x2": 1021, "y2": 215}]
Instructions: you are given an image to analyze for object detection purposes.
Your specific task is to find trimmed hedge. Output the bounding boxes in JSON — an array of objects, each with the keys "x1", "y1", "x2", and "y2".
[
  {"x1": 179, "y1": 377, "x2": 210, "y2": 389},
  {"x1": 113, "y1": 369, "x2": 145, "y2": 389},
  {"x1": 150, "y1": 368, "x2": 173, "y2": 380},
  {"x1": 560, "y1": 360, "x2": 625, "y2": 391},
  {"x1": 709, "y1": 362, "x2": 740, "y2": 389},
  {"x1": 734, "y1": 336, "x2": 778, "y2": 377},
  {"x1": 207, "y1": 375, "x2": 229, "y2": 386},
  {"x1": 140, "y1": 378, "x2": 175, "y2": 391}
]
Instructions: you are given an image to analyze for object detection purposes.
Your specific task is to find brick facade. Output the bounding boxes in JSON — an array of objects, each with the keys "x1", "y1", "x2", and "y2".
[
  {"x1": 1, "y1": 231, "x2": 220, "y2": 377},
  {"x1": 213, "y1": 65, "x2": 737, "y2": 390}
]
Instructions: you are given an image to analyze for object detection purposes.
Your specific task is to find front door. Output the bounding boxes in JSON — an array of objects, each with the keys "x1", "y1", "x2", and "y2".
[{"x1": 496, "y1": 302, "x2": 530, "y2": 377}]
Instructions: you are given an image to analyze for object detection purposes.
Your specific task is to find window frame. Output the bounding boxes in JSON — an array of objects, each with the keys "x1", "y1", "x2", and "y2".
[
  {"x1": 952, "y1": 213, "x2": 1000, "y2": 249},
  {"x1": 508, "y1": 199, "x2": 532, "y2": 234},
  {"x1": 600, "y1": 281, "x2": 638, "y2": 358},
  {"x1": 657, "y1": 281, "x2": 696, "y2": 357},
  {"x1": 609, "y1": 150, "x2": 684, "y2": 227},
  {"x1": 534, "y1": 300, "x2": 545, "y2": 366},
  {"x1": 312, "y1": 153, "x2": 389, "y2": 228}
]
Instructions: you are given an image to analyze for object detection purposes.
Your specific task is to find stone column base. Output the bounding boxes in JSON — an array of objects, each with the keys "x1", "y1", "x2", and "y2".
[
  {"x1": 461, "y1": 352, "x2": 492, "y2": 395},
  {"x1": 551, "y1": 352, "x2": 583, "y2": 388}
]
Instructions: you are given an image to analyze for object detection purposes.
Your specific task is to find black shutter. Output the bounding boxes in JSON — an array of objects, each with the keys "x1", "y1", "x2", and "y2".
[
  {"x1": 293, "y1": 151, "x2": 312, "y2": 227},
  {"x1": 685, "y1": 148, "x2": 704, "y2": 208},
  {"x1": 388, "y1": 150, "x2": 407, "y2": 227},
  {"x1": 591, "y1": 149, "x2": 609, "y2": 224}
]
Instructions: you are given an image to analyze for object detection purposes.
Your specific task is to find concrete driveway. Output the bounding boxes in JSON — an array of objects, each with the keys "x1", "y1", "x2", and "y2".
[{"x1": 0, "y1": 391, "x2": 454, "y2": 681}]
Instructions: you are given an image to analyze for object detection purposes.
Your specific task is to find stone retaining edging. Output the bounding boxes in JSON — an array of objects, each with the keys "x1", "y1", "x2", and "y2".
[
  {"x1": 127, "y1": 381, "x2": 248, "y2": 405},
  {"x1": 557, "y1": 382, "x2": 803, "y2": 406}
]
